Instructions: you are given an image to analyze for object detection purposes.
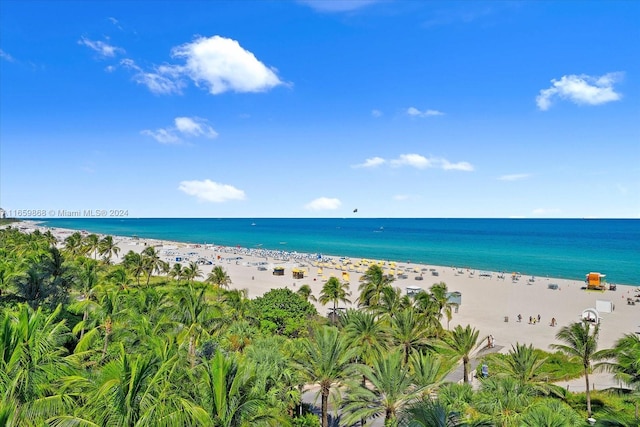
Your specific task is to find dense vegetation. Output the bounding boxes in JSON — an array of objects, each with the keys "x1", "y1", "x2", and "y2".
[{"x1": 0, "y1": 226, "x2": 638, "y2": 426}]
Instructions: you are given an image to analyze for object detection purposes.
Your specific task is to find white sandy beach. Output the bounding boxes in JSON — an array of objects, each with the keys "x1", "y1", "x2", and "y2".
[{"x1": 17, "y1": 222, "x2": 640, "y2": 353}]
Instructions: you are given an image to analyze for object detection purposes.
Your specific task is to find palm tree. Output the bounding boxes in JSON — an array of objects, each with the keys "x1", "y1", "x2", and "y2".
[
  {"x1": 429, "y1": 282, "x2": 457, "y2": 331},
  {"x1": 98, "y1": 235, "x2": 120, "y2": 263},
  {"x1": 192, "y1": 348, "x2": 285, "y2": 426},
  {"x1": 319, "y1": 276, "x2": 351, "y2": 323},
  {"x1": 63, "y1": 232, "x2": 86, "y2": 258},
  {"x1": 358, "y1": 264, "x2": 395, "y2": 309},
  {"x1": 596, "y1": 333, "x2": 640, "y2": 420},
  {"x1": 390, "y1": 308, "x2": 432, "y2": 365},
  {"x1": 83, "y1": 233, "x2": 100, "y2": 260},
  {"x1": 297, "y1": 284, "x2": 317, "y2": 302},
  {"x1": 71, "y1": 284, "x2": 125, "y2": 360},
  {"x1": 105, "y1": 266, "x2": 133, "y2": 290},
  {"x1": 297, "y1": 326, "x2": 357, "y2": 427},
  {"x1": 141, "y1": 246, "x2": 164, "y2": 286},
  {"x1": 73, "y1": 257, "x2": 100, "y2": 340},
  {"x1": 174, "y1": 284, "x2": 222, "y2": 367},
  {"x1": 473, "y1": 376, "x2": 536, "y2": 427},
  {"x1": 0, "y1": 304, "x2": 73, "y2": 423},
  {"x1": 409, "y1": 351, "x2": 449, "y2": 397},
  {"x1": 440, "y1": 324, "x2": 480, "y2": 384},
  {"x1": 169, "y1": 263, "x2": 184, "y2": 283},
  {"x1": 342, "y1": 350, "x2": 423, "y2": 427},
  {"x1": 56, "y1": 344, "x2": 208, "y2": 426},
  {"x1": 183, "y1": 260, "x2": 203, "y2": 285},
  {"x1": 521, "y1": 400, "x2": 583, "y2": 427},
  {"x1": 206, "y1": 265, "x2": 231, "y2": 296},
  {"x1": 399, "y1": 397, "x2": 468, "y2": 427},
  {"x1": 122, "y1": 251, "x2": 145, "y2": 285},
  {"x1": 551, "y1": 320, "x2": 606, "y2": 417},
  {"x1": 376, "y1": 285, "x2": 411, "y2": 318},
  {"x1": 494, "y1": 343, "x2": 562, "y2": 397},
  {"x1": 341, "y1": 309, "x2": 391, "y2": 367},
  {"x1": 42, "y1": 229, "x2": 58, "y2": 247}
]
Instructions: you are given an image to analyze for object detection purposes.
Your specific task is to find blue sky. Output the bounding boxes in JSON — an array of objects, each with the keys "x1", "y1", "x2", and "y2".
[{"x1": 1, "y1": 0, "x2": 638, "y2": 218}]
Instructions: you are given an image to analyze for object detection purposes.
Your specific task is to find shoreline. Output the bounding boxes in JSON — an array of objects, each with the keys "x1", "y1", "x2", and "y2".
[
  {"x1": 26, "y1": 218, "x2": 640, "y2": 287},
  {"x1": 8, "y1": 220, "x2": 640, "y2": 352}
]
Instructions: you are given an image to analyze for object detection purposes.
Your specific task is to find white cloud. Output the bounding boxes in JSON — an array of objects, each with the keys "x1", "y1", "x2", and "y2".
[
  {"x1": 172, "y1": 35, "x2": 283, "y2": 94},
  {"x1": 361, "y1": 153, "x2": 474, "y2": 171},
  {"x1": 121, "y1": 59, "x2": 185, "y2": 95},
  {"x1": 499, "y1": 173, "x2": 530, "y2": 181},
  {"x1": 141, "y1": 116, "x2": 218, "y2": 144},
  {"x1": 441, "y1": 160, "x2": 474, "y2": 171},
  {"x1": 78, "y1": 36, "x2": 124, "y2": 58},
  {"x1": 141, "y1": 128, "x2": 181, "y2": 144},
  {"x1": 179, "y1": 179, "x2": 245, "y2": 203},
  {"x1": 304, "y1": 197, "x2": 342, "y2": 211},
  {"x1": 0, "y1": 49, "x2": 14, "y2": 62},
  {"x1": 371, "y1": 109, "x2": 383, "y2": 118},
  {"x1": 174, "y1": 117, "x2": 218, "y2": 138},
  {"x1": 393, "y1": 194, "x2": 411, "y2": 201},
  {"x1": 536, "y1": 72, "x2": 623, "y2": 111},
  {"x1": 406, "y1": 107, "x2": 445, "y2": 117},
  {"x1": 391, "y1": 154, "x2": 432, "y2": 169},
  {"x1": 353, "y1": 157, "x2": 386, "y2": 168},
  {"x1": 299, "y1": 0, "x2": 381, "y2": 12}
]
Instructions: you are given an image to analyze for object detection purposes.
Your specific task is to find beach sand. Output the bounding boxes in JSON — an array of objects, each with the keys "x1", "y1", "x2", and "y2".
[{"x1": 18, "y1": 222, "x2": 640, "y2": 353}]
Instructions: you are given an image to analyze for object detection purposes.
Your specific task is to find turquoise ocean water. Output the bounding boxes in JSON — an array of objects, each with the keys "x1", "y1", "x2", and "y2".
[{"x1": 35, "y1": 218, "x2": 639, "y2": 286}]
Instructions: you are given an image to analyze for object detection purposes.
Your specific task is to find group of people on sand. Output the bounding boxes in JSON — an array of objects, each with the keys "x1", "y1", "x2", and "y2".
[{"x1": 516, "y1": 313, "x2": 556, "y2": 326}]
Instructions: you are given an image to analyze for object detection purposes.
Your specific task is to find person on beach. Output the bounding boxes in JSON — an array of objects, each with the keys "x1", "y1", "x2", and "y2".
[{"x1": 517, "y1": 314, "x2": 522, "y2": 322}]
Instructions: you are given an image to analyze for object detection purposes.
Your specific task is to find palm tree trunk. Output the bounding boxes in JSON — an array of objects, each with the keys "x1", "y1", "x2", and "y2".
[
  {"x1": 585, "y1": 368, "x2": 591, "y2": 416},
  {"x1": 463, "y1": 356, "x2": 470, "y2": 384},
  {"x1": 321, "y1": 386, "x2": 329, "y2": 427}
]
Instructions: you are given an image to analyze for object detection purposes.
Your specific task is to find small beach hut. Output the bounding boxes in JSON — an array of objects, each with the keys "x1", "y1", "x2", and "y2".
[
  {"x1": 406, "y1": 286, "x2": 423, "y2": 297},
  {"x1": 447, "y1": 291, "x2": 462, "y2": 306},
  {"x1": 273, "y1": 267, "x2": 285, "y2": 276},
  {"x1": 292, "y1": 268, "x2": 304, "y2": 279},
  {"x1": 586, "y1": 272, "x2": 606, "y2": 290},
  {"x1": 581, "y1": 308, "x2": 600, "y2": 324}
]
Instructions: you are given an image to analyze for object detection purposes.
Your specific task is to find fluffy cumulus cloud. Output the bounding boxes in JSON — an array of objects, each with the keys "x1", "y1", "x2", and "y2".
[
  {"x1": 406, "y1": 107, "x2": 445, "y2": 117},
  {"x1": 171, "y1": 36, "x2": 283, "y2": 94},
  {"x1": 111, "y1": 36, "x2": 283, "y2": 95},
  {"x1": 391, "y1": 153, "x2": 433, "y2": 169},
  {"x1": 441, "y1": 160, "x2": 474, "y2": 171},
  {"x1": 142, "y1": 116, "x2": 218, "y2": 144},
  {"x1": 304, "y1": 197, "x2": 342, "y2": 211},
  {"x1": 536, "y1": 72, "x2": 623, "y2": 111},
  {"x1": 352, "y1": 157, "x2": 386, "y2": 168},
  {"x1": 78, "y1": 37, "x2": 124, "y2": 58},
  {"x1": 356, "y1": 153, "x2": 474, "y2": 171},
  {"x1": 499, "y1": 173, "x2": 530, "y2": 181},
  {"x1": 299, "y1": 0, "x2": 381, "y2": 12},
  {"x1": 178, "y1": 179, "x2": 245, "y2": 203}
]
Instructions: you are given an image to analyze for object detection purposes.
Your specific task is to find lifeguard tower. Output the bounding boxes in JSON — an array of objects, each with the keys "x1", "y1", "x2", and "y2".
[{"x1": 585, "y1": 272, "x2": 606, "y2": 291}]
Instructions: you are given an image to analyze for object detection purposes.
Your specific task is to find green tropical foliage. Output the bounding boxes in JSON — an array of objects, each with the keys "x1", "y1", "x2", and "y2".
[{"x1": 0, "y1": 226, "x2": 635, "y2": 426}]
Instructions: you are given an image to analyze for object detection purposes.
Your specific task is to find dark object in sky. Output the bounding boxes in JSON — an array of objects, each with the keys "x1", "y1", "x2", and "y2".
[{"x1": 353, "y1": 208, "x2": 358, "y2": 213}]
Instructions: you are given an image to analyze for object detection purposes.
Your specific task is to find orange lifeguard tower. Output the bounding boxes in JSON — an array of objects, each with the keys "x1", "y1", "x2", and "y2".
[{"x1": 586, "y1": 272, "x2": 606, "y2": 291}]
